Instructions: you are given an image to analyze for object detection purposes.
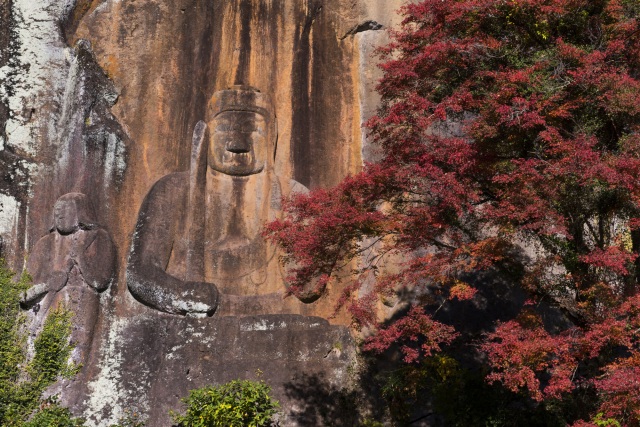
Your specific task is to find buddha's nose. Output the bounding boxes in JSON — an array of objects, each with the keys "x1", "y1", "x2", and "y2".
[{"x1": 226, "y1": 135, "x2": 251, "y2": 154}]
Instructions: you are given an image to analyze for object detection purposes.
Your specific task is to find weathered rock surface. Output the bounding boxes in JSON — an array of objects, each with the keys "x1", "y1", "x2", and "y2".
[
  {"x1": 0, "y1": 0, "x2": 406, "y2": 424},
  {"x1": 0, "y1": 0, "x2": 128, "y2": 268},
  {"x1": 85, "y1": 313, "x2": 354, "y2": 426}
]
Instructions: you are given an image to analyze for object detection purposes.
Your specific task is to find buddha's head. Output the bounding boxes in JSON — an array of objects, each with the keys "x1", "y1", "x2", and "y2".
[
  {"x1": 206, "y1": 86, "x2": 276, "y2": 176},
  {"x1": 52, "y1": 193, "x2": 95, "y2": 235}
]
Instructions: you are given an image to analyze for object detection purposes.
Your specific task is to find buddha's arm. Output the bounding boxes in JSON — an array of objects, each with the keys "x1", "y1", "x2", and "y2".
[
  {"x1": 281, "y1": 179, "x2": 326, "y2": 303},
  {"x1": 25, "y1": 234, "x2": 54, "y2": 285},
  {"x1": 21, "y1": 283, "x2": 49, "y2": 306},
  {"x1": 22, "y1": 235, "x2": 68, "y2": 306},
  {"x1": 78, "y1": 229, "x2": 116, "y2": 292},
  {"x1": 127, "y1": 174, "x2": 218, "y2": 316}
]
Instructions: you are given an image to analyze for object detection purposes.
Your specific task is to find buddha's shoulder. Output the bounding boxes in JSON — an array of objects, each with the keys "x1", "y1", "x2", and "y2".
[
  {"x1": 154, "y1": 171, "x2": 188, "y2": 187},
  {"x1": 145, "y1": 171, "x2": 189, "y2": 201},
  {"x1": 287, "y1": 178, "x2": 309, "y2": 196}
]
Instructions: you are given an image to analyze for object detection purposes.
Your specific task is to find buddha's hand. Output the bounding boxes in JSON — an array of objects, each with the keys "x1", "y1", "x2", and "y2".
[
  {"x1": 20, "y1": 283, "x2": 48, "y2": 305},
  {"x1": 173, "y1": 281, "x2": 219, "y2": 317},
  {"x1": 48, "y1": 270, "x2": 69, "y2": 292}
]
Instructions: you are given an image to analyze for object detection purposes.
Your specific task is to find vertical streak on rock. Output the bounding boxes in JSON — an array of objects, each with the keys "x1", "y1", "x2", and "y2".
[
  {"x1": 205, "y1": 1, "x2": 223, "y2": 110},
  {"x1": 260, "y1": 0, "x2": 280, "y2": 162},
  {"x1": 310, "y1": 7, "x2": 346, "y2": 189},
  {"x1": 291, "y1": 0, "x2": 349, "y2": 190},
  {"x1": 234, "y1": 0, "x2": 252, "y2": 86},
  {"x1": 290, "y1": 1, "x2": 319, "y2": 189},
  {"x1": 172, "y1": 0, "x2": 220, "y2": 172}
]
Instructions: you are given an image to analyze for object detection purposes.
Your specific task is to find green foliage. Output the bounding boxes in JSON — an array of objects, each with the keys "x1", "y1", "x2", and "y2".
[
  {"x1": 29, "y1": 307, "x2": 77, "y2": 384},
  {"x1": 0, "y1": 260, "x2": 83, "y2": 426},
  {"x1": 171, "y1": 380, "x2": 280, "y2": 427},
  {"x1": 23, "y1": 397, "x2": 85, "y2": 427},
  {"x1": 0, "y1": 265, "x2": 30, "y2": 424},
  {"x1": 592, "y1": 413, "x2": 621, "y2": 427}
]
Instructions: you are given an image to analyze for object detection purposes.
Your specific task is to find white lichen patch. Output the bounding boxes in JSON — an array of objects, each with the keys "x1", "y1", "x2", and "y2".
[
  {"x1": 240, "y1": 319, "x2": 289, "y2": 332},
  {"x1": 84, "y1": 317, "x2": 150, "y2": 427},
  {"x1": 173, "y1": 298, "x2": 211, "y2": 314},
  {"x1": 0, "y1": 193, "x2": 20, "y2": 238},
  {"x1": 1, "y1": 0, "x2": 76, "y2": 156},
  {"x1": 166, "y1": 343, "x2": 185, "y2": 360},
  {"x1": 55, "y1": 50, "x2": 83, "y2": 173},
  {"x1": 296, "y1": 350, "x2": 311, "y2": 362},
  {"x1": 103, "y1": 132, "x2": 127, "y2": 183}
]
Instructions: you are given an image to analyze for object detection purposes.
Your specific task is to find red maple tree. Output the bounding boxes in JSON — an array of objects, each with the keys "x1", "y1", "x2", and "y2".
[{"x1": 266, "y1": 1, "x2": 640, "y2": 424}]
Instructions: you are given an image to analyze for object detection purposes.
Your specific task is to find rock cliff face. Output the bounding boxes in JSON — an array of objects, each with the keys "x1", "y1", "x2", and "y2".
[{"x1": 0, "y1": 0, "x2": 403, "y2": 425}]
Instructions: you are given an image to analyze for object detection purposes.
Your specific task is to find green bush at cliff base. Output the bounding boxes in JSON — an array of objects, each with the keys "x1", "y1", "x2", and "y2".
[
  {"x1": 22, "y1": 397, "x2": 84, "y2": 427},
  {"x1": 0, "y1": 260, "x2": 83, "y2": 426},
  {"x1": 171, "y1": 379, "x2": 280, "y2": 427}
]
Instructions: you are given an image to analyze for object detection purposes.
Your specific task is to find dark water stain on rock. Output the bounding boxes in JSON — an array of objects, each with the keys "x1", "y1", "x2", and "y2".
[
  {"x1": 291, "y1": 1, "x2": 349, "y2": 189},
  {"x1": 291, "y1": 1, "x2": 322, "y2": 188},
  {"x1": 234, "y1": 0, "x2": 252, "y2": 85}
]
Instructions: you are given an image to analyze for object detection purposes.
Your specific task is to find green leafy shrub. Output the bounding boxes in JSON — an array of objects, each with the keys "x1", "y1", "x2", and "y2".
[
  {"x1": 171, "y1": 379, "x2": 280, "y2": 427},
  {"x1": 0, "y1": 264, "x2": 30, "y2": 424},
  {"x1": 23, "y1": 398, "x2": 85, "y2": 427},
  {"x1": 30, "y1": 306, "x2": 77, "y2": 384},
  {"x1": 0, "y1": 260, "x2": 83, "y2": 426},
  {"x1": 592, "y1": 413, "x2": 621, "y2": 427}
]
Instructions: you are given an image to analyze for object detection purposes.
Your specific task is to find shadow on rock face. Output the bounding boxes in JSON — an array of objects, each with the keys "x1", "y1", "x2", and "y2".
[{"x1": 283, "y1": 372, "x2": 364, "y2": 427}]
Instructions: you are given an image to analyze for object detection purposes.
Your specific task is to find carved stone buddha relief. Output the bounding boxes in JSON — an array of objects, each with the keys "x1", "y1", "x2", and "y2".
[
  {"x1": 127, "y1": 86, "x2": 313, "y2": 317},
  {"x1": 22, "y1": 193, "x2": 116, "y2": 366}
]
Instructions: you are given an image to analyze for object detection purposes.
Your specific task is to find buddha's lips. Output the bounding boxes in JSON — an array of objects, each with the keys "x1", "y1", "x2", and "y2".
[{"x1": 223, "y1": 151, "x2": 252, "y2": 164}]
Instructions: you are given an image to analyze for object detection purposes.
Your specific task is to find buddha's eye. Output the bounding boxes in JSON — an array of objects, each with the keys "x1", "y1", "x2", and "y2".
[
  {"x1": 243, "y1": 125, "x2": 257, "y2": 133},
  {"x1": 235, "y1": 119, "x2": 255, "y2": 133}
]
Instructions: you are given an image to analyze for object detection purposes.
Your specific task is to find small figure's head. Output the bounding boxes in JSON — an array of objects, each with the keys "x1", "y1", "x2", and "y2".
[
  {"x1": 206, "y1": 86, "x2": 276, "y2": 176},
  {"x1": 51, "y1": 193, "x2": 96, "y2": 235}
]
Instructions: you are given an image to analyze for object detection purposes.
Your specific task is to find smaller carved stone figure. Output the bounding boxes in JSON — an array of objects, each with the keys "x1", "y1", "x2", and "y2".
[{"x1": 21, "y1": 193, "x2": 116, "y2": 365}]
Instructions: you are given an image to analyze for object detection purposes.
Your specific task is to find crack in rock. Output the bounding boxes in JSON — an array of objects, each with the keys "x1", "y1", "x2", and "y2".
[{"x1": 341, "y1": 20, "x2": 383, "y2": 39}]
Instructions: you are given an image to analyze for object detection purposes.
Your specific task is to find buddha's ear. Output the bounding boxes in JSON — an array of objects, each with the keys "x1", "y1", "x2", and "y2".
[
  {"x1": 189, "y1": 121, "x2": 208, "y2": 197},
  {"x1": 186, "y1": 121, "x2": 208, "y2": 282},
  {"x1": 191, "y1": 121, "x2": 208, "y2": 169}
]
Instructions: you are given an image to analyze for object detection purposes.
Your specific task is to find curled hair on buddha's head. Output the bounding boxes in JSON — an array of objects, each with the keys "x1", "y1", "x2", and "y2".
[{"x1": 50, "y1": 193, "x2": 98, "y2": 235}]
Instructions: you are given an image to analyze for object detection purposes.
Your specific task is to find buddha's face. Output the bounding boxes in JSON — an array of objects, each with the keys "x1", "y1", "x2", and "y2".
[
  {"x1": 207, "y1": 111, "x2": 268, "y2": 176},
  {"x1": 54, "y1": 199, "x2": 78, "y2": 235}
]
